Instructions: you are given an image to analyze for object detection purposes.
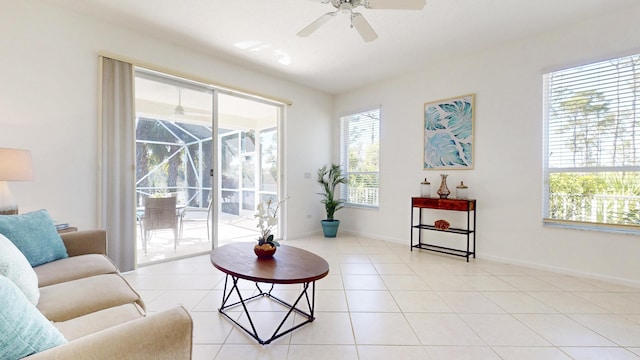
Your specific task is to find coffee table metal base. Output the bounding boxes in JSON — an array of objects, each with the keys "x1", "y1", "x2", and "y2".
[{"x1": 218, "y1": 274, "x2": 317, "y2": 345}]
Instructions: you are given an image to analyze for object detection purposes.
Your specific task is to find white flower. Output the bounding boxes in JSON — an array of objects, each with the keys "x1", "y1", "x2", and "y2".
[{"x1": 254, "y1": 198, "x2": 287, "y2": 246}]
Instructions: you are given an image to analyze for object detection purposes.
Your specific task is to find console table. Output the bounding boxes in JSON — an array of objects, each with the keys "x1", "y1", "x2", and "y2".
[
  {"x1": 410, "y1": 197, "x2": 476, "y2": 262},
  {"x1": 210, "y1": 243, "x2": 329, "y2": 344}
]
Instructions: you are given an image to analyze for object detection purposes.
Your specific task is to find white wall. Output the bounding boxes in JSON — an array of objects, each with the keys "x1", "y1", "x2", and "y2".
[
  {"x1": 0, "y1": 0, "x2": 332, "y2": 238},
  {"x1": 334, "y1": 5, "x2": 640, "y2": 285}
]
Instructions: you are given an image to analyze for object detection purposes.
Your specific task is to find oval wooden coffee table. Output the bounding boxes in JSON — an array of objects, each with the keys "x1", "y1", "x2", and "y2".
[{"x1": 210, "y1": 242, "x2": 329, "y2": 344}]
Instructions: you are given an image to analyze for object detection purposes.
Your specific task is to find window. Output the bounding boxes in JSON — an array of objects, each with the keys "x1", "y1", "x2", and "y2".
[
  {"x1": 543, "y1": 54, "x2": 640, "y2": 230},
  {"x1": 340, "y1": 107, "x2": 380, "y2": 207}
]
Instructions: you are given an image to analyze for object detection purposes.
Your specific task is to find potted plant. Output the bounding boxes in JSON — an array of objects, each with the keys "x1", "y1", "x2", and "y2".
[
  {"x1": 253, "y1": 197, "x2": 285, "y2": 258},
  {"x1": 317, "y1": 164, "x2": 348, "y2": 238}
]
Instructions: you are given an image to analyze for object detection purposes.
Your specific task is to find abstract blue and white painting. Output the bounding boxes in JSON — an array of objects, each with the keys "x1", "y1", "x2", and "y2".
[{"x1": 424, "y1": 94, "x2": 474, "y2": 169}]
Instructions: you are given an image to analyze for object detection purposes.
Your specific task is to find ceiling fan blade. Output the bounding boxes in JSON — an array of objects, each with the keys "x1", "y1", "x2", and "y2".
[
  {"x1": 364, "y1": 0, "x2": 426, "y2": 10},
  {"x1": 351, "y1": 13, "x2": 378, "y2": 42},
  {"x1": 297, "y1": 12, "x2": 336, "y2": 37}
]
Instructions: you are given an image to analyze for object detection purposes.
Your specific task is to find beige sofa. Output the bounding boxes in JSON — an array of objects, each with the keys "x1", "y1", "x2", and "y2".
[{"x1": 26, "y1": 230, "x2": 193, "y2": 359}]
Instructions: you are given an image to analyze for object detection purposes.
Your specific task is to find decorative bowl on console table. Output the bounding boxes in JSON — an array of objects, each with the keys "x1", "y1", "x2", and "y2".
[{"x1": 434, "y1": 219, "x2": 450, "y2": 230}]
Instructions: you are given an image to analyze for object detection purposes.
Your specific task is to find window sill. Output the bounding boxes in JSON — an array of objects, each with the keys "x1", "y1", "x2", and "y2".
[
  {"x1": 543, "y1": 218, "x2": 640, "y2": 235},
  {"x1": 345, "y1": 203, "x2": 379, "y2": 211}
]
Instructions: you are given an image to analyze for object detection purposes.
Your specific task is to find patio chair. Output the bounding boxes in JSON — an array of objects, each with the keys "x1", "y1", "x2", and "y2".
[{"x1": 140, "y1": 196, "x2": 182, "y2": 254}]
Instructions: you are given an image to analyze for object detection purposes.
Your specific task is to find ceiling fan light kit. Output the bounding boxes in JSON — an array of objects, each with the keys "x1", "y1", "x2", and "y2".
[
  {"x1": 339, "y1": 3, "x2": 353, "y2": 14},
  {"x1": 174, "y1": 88, "x2": 185, "y2": 116},
  {"x1": 297, "y1": 0, "x2": 426, "y2": 42},
  {"x1": 169, "y1": 87, "x2": 210, "y2": 120}
]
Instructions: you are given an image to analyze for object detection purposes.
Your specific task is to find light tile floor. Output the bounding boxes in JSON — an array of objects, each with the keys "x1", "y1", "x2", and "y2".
[{"x1": 122, "y1": 235, "x2": 640, "y2": 360}]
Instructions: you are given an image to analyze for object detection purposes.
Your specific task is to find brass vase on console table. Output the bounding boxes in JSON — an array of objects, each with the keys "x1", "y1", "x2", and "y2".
[{"x1": 436, "y1": 174, "x2": 450, "y2": 199}]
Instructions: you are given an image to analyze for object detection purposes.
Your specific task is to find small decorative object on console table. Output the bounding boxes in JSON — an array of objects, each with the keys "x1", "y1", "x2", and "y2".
[
  {"x1": 254, "y1": 198, "x2": 286, "y2": 258},
  {"x1": 411, "y1": 197, "x2": 476, "y2": 262},
  {"x1": 420, "y1": 178, "x2": 431, "y2": 197},
  {"x1": 436, "y1": 174, "x2": 450, "y2": 198},
  {"x1": 434, "y1": 219, "x2": 450, "y2": 230},
  {"x1": 456, "y1": 181, "x2": 468, "y2": 199}
]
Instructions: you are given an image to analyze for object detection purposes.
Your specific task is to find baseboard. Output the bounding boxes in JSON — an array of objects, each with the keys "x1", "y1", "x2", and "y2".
[
  {"x1": 481, "y1": 254, "x2": 640, "y2": 289},
  {"x1": 285, "y1": 230, "x2": 323, "y2": 240},
  {"x1": 339, "y1": 229, "x2": 403, "y2": 244}
]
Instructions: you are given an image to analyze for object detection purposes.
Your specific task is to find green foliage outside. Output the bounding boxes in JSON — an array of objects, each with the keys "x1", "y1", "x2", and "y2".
[
  {"x1": 549, "y1": 172, "x2": 640, "y2": 225},
  {"x1": 549, "y1": 173, "x2": 608, "y2": 195},
  {"x1": 347, "y1": 141, "x2": 379, "y2": 189}
]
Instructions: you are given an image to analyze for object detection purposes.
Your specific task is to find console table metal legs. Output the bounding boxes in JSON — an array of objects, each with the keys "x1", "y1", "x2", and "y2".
[
  {"x1": 410, "y1": 197, "x2": 477, "y2": 262},
  {"x1": 218, "y1": 274, "x2": 317, "y2": 345}
]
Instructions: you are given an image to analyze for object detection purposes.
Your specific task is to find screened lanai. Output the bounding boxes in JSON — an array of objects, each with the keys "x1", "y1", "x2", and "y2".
[
  {"x1": 135, "y1": 117, "x2": 213, "y2": 210},
  {"x1": 134, "y1": 68, "x2": 283, "y2": 265},
  {"x1": 135, "y1": 117, "x2": 218, "y2": 264},
  {"x1": 134, "y1": 116, "x2": 271, "y2": 265}
]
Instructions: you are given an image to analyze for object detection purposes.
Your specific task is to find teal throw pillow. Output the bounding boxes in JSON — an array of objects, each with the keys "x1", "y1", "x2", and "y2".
[
  {"x1": 0, "y1": 275, "x2": 67, "y2": 359},
  {"x1": 0, "y1": 209, "x2": 68, "y2": 267},
  {"x1": 0, "y1": 233, "x2": 40, "y2": 305}
]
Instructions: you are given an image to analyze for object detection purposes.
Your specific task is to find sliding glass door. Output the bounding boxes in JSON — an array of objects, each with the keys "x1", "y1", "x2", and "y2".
[
  {"x1": 134, "y1": 70, "x2": 214, "y2": 265},
  {"x1": 133, "y1": 69, "x2": 283, "y2": 265},
  {"x1": 215, "y1": 92, "x2": 282, "y2": 247}
]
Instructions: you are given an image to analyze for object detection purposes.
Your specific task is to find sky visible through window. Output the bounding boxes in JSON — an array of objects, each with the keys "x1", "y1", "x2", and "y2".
[{"x1": 546, "y1": 54, "x2": 640, "y2": 170}]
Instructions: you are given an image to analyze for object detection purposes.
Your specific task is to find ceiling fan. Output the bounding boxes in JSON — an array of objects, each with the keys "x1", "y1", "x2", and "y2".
[
  {"x1": 297, "y1": 0, "x2": 427, "y2": 42},
  {"x1": 171, "y1": 88, "x2": 210, "y2": 120}
]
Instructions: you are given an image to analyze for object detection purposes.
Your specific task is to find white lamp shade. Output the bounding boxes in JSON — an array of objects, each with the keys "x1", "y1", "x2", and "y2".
[{"x1": 0, "y1": 148, "x2": 33, "y2": 181}]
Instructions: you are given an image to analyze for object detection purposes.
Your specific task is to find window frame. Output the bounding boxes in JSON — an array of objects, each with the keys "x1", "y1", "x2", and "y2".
[
  {"x1": 339, "y1": 106, "x2": 381, "y2": 209},
  {"x1": 542, "y1": 54, "x2": 640, "y2": 233}
]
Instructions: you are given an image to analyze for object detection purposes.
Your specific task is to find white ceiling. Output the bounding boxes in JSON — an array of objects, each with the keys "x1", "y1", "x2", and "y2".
[{"x1": 45, "y1": 0, "x2": 639, "y2": 95}]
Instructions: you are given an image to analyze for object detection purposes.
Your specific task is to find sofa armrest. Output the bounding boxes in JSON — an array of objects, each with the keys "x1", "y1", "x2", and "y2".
[
  {"x1": 26, "y1": 306, "x2": 193, "y2": 360},
  {"x1": 60, "y1": 230, "x2": 107, "y2": 256}
]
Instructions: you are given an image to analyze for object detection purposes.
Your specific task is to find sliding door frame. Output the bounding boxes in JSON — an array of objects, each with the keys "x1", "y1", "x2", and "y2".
[{"x1": 214, "y1": 89, "x2": 286, "y2": 248}]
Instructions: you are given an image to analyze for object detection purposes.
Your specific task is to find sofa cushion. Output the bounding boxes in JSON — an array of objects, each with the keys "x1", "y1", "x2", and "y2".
[
  {"x1": 37, "y1": 273, "x2": 145, "y2": 322},
  {"x1": 34, "y1": 254, "x2": 118, "y2": 287},
  {"x1": 23, "y1": 307, "x2": 193, "y2": 360},
  {"x1": 0, "y1": 209, "x2": 68, "y2": 267},
  {"x1": 0, "y1": 275, "x2": 67, "y2": 359},
  {"x1": 0, "y1": 233, "x2": 39, "y2": 305},
  {"x1": 55, "y1": 303, "x2": 145, "y2": 341}
]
